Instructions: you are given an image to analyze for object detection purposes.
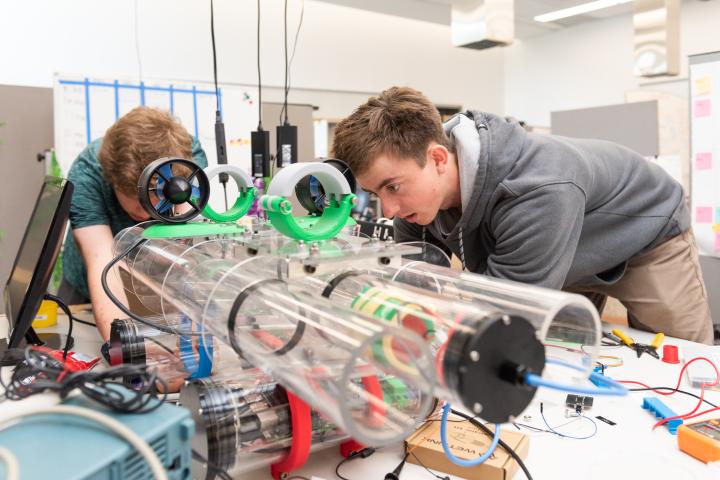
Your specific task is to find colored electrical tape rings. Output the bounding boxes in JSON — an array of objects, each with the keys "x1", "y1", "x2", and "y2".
[
  {"x1": 351, "y1": 286, "x2": 438, "y2": 376},
  {"x1": 261, "y1": 162, "x2": 357, "y2": 241},
  {"x1": 201, "y1": 164, "x2": 258, "y2": 223},
  {"x1": 137, "y1": 157, "x2": 211, "y2": 224}
]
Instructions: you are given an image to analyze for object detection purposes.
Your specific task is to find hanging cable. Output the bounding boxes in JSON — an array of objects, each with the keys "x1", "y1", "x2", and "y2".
[
  {"x1": 440, "y1": 403, "x2": 500, "y2": 467},
  {"x1": 210, "y1": 0, "x2": 220, "y2": 112},
  {"x1": 287, "y1": 0, "x2": 305, "y2": 100},
  {"x1": 280, "y1": 0, "x2": 289, "y2": 125},
  {"x1": 100, "y1": 237, "x2": 203, "y2": 337},
  {"x1": 43, "y1": 293, "x2": 74, "y2": 361},
  {"x1": 257, "y1": 0, "x2": 263, "y2": 129},
  {"x1": 134, "y1": 0, "x2": 143, "y2": 82},
  {"x1": 209, "y1": 0, "x2": 229, "y2": 209}
]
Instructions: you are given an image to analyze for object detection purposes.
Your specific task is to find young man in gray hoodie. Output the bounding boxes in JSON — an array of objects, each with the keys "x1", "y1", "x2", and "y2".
[{"x1": 332, "y1": 86, "x2": 714, "y2": 344}]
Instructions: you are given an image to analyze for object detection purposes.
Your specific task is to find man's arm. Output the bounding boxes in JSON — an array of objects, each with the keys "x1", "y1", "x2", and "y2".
[
  {"x1": 72, "y1": 225, "x2": 128, "y2": 340},
  {"x1": 485, "y1": 183, "x2": 586, "y2": 289}
]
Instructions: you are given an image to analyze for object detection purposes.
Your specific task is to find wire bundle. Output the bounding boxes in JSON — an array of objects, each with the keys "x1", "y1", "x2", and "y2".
[
  {"x1": 2, "y1": 347, "x2": 167, "y2": 413},
  {"x1": 620, "y1": 356, "x2": 720, "y2": 430}
]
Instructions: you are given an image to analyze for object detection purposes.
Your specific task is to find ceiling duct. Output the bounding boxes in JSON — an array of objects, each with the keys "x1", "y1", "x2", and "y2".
[
  {"x1": 633, "y1": 0, "x2": 680, "y2": 77},
  {"x1": 451, "y1": 0, "x2": 514, "y2": 50}
]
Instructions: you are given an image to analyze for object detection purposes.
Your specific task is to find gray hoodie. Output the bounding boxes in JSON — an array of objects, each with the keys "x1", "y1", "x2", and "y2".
[{"x1": 393, "y1": 111, "x2": 690, "y2": 289}]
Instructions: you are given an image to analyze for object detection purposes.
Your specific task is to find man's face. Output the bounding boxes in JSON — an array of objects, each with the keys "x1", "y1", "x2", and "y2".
[
  {"x1": 116, "y1": 190, "x2": 151, "y2": 222},
  {"x1": 356, "y1": 152, "x2": 445, "y2": 225}
]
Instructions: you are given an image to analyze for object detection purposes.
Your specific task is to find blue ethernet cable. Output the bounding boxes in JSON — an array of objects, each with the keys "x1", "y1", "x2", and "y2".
[
  {"x1": 524, "y1": 358, "x2": 628, "y2": 396},
  {"x1": 440, "y1": 403, "x2": 501, "y2": 467}
]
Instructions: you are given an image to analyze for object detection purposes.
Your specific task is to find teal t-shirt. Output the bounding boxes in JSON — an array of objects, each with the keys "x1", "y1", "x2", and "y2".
[{"x1": 62, "y1": 137, "x2": 208, "y2": 299}]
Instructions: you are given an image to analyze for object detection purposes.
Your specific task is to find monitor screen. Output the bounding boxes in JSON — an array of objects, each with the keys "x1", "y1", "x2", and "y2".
[{"x1": 4, "y1": 176, "x2": 73, "y2": 348}]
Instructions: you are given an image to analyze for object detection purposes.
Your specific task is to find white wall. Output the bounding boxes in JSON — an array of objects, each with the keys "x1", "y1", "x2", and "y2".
[
  {"x1": 503, "y1": 0, "x2": 720, "y2": 128},
  {"x1": 0, "y1": 0, "x2": 505, "y2": 119}
]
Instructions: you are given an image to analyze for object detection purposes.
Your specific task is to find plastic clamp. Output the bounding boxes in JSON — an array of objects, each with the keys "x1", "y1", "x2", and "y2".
[
  {"x1": 202, "y1": 164, "x2": 258, "y2": 222},
  {"x1": 270, "y1": 390, "x2": 313, "y2": 479}
]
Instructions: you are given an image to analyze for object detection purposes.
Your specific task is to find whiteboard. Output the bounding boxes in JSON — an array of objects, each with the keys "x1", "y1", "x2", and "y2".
[
  {"x1": 53, "y1": 75, "x2": 258, "y2": 210},
  {"x1": 689, "y1": 53, "x2": 720, "y2": 258}
]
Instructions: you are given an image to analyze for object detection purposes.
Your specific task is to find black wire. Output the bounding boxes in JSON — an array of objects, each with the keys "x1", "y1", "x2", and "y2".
[
  {"x1": 450, "y1": 408, "x2": 533, "y2": 480},
  {"x1": 408, "y1": 450, "x2": 447, "y2": 480},
  {"x1": 44, "y1": 293, "x2": 73, "y2": 360},
  {"x1": 4, "y1": 346, "x2": 167, "y2": 413},
  {"x1": 286, "y1": 0, "x2": 304, "y2": 109},
  {"x1": 146, "y1": 336, "x2": 176, "y2": 356},
  {"x1": 334, "y1": 447, "x2": 375, "y2": 480},
  {"x1": 629, "y1": 387, "x2": 719, "y2": 408},
  {"x1": 210, "y1": 0, "x2": 220, "y2": 112},
  {"x1": 101, "y1": 237, "x2": 203, "y2": 336},
  {"x1": 335, "y1": 456, "x2": 352, "y2": 480},
  {"x1": 72, "y1": 316, "x2": 96, "y2": 327},
  {"x1": 192, "y1": 449, "x2": 233, "y2": 480},
  {"x1": 282, "y1": 0, "x2": 289, "y2": 125},
  {"x1": 256, "y1": 0, "x2": 263, "y2": 129},
  {"x1": 513, "y1": 422, "x2": 554, "y2": 433}
]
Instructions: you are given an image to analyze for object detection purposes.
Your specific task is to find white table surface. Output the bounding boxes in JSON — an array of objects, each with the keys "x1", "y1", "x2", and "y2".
[{"x1": 2, "y1": 314, "x2": 719, "y2": 480}]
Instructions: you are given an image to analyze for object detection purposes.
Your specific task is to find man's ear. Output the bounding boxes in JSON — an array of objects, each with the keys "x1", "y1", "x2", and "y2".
[{"x1": 428, "y1": 143, "x2": 449, "y2": 174}]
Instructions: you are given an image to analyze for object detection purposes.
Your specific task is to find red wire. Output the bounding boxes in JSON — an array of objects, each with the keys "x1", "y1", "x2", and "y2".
[{"x1": 619, "y1": 357, "x2": 720, "y2": 430}]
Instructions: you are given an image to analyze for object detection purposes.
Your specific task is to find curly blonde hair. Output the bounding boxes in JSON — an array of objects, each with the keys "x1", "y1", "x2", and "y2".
[{"x1": 99, "y1": 107, "x2": 192, "y2": 195}]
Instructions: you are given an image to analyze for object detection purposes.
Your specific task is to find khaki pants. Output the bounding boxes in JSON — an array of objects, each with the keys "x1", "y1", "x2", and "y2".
[{"x1": 567, "y1": 229, "x2": 714, "y2": 345}]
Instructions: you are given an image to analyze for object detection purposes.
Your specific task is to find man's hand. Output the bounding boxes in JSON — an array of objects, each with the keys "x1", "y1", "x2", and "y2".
[{"x1": 72, "y1": 225, "x2": 128, "y2": 340}]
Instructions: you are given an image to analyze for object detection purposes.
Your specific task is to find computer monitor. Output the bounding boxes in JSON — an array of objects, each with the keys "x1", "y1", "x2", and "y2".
[{"x1": 3, "y1": 176, "x2": 73, "y2": 349}]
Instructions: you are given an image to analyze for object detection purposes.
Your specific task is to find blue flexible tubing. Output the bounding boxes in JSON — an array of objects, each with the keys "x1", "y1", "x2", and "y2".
[
  {"x1": 440, "y1": 403, "x2": 501, "y2": 467},
  {"x1": 524, "y1": 358, "x2": 628, "y2": 396}
]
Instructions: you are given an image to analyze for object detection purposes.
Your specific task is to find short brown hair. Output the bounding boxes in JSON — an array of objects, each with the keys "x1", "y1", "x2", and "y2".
[
  {"x1": 331, "y1": 86, "x2": 453, "y2": 175},
  {"x1": 99, "y1": 107, "x2": 193, "y2": 195}
]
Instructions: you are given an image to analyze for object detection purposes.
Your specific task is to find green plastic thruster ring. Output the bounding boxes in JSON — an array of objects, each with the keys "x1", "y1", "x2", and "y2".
[
  {"x1": 201, "y1": 164, "x2": 258, "y2": 223},
  {"x1": 261, "y1": 162, "x2": 357, "y2": 241}
]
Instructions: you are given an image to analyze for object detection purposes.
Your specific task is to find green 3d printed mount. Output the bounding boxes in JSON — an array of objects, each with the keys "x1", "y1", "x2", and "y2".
[
  {"x1": 261, "y1": 162, "x2": 357, "y2": 242},
  {"x1": 138, "y1": 160, "x2": 256, "y2": 239}
]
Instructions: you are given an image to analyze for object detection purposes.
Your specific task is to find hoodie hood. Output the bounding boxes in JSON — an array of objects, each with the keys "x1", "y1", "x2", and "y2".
[{"x1": 437, "y1": 111, "x2": 529, "y2": 236}]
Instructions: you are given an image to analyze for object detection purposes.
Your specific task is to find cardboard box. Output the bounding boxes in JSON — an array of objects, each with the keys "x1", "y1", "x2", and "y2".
[{"x1": 406, "y1": 420, "x2": 529, "y2": 480}]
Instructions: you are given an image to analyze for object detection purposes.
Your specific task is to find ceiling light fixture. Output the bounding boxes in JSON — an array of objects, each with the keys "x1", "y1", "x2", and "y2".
[{"x1": 534, "y1": 0, "x2": 632, "y2": 23}]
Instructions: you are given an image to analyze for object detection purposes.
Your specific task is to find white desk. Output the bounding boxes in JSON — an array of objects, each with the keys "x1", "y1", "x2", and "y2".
[{"x1": 2, "y1": 315, "x2": 719, "y2": 480}]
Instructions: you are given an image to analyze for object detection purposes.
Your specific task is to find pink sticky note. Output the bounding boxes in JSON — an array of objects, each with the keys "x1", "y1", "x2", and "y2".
[
  {"x1": 695, "y1": 99, "x2": 712, "y2": 118},
  {"x1": 715, "y1": 232, "x2": 720, "y2": 252},
  {"x1": 696, "y1": 206, "x2": 713, "y2": 223},
  {"x1": 696, "y1": 152, "x2": 713, "y2": 170}
]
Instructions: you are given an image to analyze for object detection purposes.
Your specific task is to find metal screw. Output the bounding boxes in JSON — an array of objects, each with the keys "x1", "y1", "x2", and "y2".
[
  {"x1": 473, "y1": 403, "x2": 483, "y2": 414},
  {"x1": 508, "y1": 415, "x2": 516, "y2": 424},
  {"x1": 304, "y1": 264, "x2": 317, "y2": 274},
  {"x1": 469, "y1": 350, "x2": 480, "y2": 362},
  {"x1": 502, "y1": 315, "x2": 511, "y2": 325},
  {"x1": 378, "y1": 257, "x2": 391, "y2": 265}
]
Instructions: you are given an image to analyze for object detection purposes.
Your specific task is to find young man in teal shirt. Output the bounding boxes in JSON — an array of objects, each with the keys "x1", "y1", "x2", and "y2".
[{"x1": 59, "y1": 107, "x2": 207, "y2": 340}]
